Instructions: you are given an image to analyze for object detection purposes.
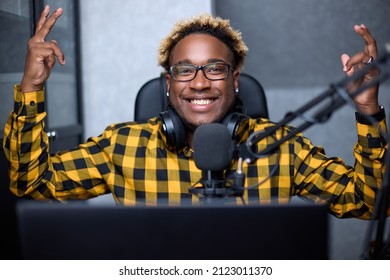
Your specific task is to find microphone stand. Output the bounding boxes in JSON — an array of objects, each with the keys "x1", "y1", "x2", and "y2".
[
  {"x1": 238, "y1": 52, "x2": 390, "y2": 259},
  {"x1": 190, "y1": 169, "x2": 245, "y2": 205}
]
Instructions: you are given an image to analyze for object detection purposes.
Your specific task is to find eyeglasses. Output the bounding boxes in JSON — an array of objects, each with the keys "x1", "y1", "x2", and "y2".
[{"x1": 169, "y1": 62, "x2": 231, "y2": 82}]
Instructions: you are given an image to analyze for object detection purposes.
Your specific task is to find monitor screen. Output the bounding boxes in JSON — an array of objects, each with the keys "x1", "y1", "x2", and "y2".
[{"x1": 16, "y1": 200, "x2": 329, "y2": 260}]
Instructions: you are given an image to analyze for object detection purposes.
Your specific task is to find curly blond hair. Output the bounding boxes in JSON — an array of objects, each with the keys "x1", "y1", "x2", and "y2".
[{"x1": 158, "y1": 14, "x2": 248, "y2": 72}]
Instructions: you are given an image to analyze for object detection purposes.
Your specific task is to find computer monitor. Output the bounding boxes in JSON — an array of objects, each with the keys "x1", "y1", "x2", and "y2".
[{"x1": 16, "y1": 200, "x2": 329, "y2": 260}]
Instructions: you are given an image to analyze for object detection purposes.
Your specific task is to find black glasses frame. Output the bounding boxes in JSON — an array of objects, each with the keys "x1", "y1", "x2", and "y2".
[{"x1": 169, "y1": 62, "x2": 232, "y2": 82}]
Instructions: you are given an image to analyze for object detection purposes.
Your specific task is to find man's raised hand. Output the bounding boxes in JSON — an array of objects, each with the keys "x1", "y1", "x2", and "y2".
[
  {"x1": 20, "y1": 5, "x2": 65, "y2": 93},
  {"x1": 340, "y1": 24, "x2": 380, "y2": 115}
]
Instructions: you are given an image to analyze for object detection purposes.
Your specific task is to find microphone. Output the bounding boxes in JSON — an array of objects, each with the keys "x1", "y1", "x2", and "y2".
[{"x1": 190, "y1": 123, "x2": 244, "y2": 200}]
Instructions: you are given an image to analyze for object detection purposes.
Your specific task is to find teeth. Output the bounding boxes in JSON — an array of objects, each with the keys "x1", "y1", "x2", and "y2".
[{"x1": 190, "y1": 99, "x2": 213, "y2": 105}]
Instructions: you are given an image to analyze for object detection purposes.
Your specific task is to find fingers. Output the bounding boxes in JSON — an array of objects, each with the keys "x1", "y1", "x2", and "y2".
[
  {"x1": 48, "y1": 40, "x2": 65, "y2": 66},
  {"x1": 342, "y1": 51, "x2": 371, "y2": 72},
  {"x1": 341, "y1": 24, "x2": 378, "y2": 74},
  {"x1": 34, "y1": 5, "x2": 63, "y2": 43},
  {"x1": 30, "y1": 5, "x2": 65, "y2": 66},
  {"x1": 340, "y1": 24, "x2": 380, "y2": 113},
  {"x1": 353, "y1": 24, "x2": 378, "y2": 59},
  {"x1": 21, "y1": 6, "x2": 65, "y2": 93},
  {"x1": 341, "y1": 54, "x2": 353, "y2": 76},
  {"x1": 28, "y1": 39, "x2": 65, "y2": 66},
  {"x1": 35, "y1": 5, "x2": 50, "y2": 34}
]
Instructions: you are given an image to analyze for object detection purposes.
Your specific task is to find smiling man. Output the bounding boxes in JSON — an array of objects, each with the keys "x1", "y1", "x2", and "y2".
[
  {"x1": 3, "y1": 6, "x2": 388, "y2": 219},
  {"x1": 165, "y1": 34, "x2": 238, "y2": 132}
]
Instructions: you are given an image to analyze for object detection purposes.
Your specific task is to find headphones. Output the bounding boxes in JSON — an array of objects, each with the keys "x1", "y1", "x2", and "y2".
[{"x1": 158, "y1": 97, "x2": 248, "y2": 150}]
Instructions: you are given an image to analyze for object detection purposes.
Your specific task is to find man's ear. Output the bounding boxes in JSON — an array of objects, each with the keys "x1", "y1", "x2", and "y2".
[
  {"x1": 165, "y1": 72, "x2": 171, "y2": 94},
  {"x1": 233, "y1": 71, "x2": 240, "y2": 91}
]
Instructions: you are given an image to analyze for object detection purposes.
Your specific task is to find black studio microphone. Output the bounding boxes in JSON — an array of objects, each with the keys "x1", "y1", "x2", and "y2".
[{"x1": 190, "y1": 123, "x2": 244, "y2": 200}]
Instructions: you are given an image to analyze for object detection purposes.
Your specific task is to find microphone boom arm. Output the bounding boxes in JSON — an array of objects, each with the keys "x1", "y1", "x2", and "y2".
[{"x1": 244, "y1": 53, "x2": 390, "y2": 160}]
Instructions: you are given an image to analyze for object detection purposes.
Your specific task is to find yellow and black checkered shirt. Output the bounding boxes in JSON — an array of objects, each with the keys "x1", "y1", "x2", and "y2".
[{"x1": 3, "y1": 86, "x2": 388, "y2": 219}]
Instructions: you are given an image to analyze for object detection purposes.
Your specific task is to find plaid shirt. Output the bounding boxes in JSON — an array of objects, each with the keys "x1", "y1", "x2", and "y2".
[{"x1": 3, "y1": 86, "x2": 388, "y2": 219}]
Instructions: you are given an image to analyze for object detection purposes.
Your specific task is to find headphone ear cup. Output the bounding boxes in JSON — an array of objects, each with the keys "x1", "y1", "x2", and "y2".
[
  {"x1": 158, "y1": 107, "x2": 186, "y2": 150},
  {"x1": 222, "y1": 112, "x2": 249, "y2": 141}
]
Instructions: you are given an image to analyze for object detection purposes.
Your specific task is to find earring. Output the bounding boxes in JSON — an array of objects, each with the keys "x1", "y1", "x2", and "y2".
[
  {"x1": 235, "y1": 88, "x2": 239, "y2": 94},
  {"x1": 166, "y1": 91, "x2": 170, "y2": 97}
]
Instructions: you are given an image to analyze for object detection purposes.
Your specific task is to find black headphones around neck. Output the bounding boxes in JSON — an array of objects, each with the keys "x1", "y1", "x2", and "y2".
[{"x1": 158, "y1": 98, "x2": 248, "y2": 151}]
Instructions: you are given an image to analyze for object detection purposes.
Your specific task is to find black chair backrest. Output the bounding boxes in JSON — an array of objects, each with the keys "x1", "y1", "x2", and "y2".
[{"x1": 134, "y1": 73, "x2": 268, "y2": 123}]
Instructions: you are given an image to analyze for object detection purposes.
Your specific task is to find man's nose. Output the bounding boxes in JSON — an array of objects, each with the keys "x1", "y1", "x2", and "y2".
[{"x1": 189, "y1": 69, "x2": 211, "y2": 90}]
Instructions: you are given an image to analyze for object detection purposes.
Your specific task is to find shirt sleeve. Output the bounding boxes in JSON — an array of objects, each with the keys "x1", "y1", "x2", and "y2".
[
  {"x1": 3, "y1": 85, "x2": 111, "y2": 201},
  {"x1": 293, "y1": 109, "x2": 388, "y2": 219}
]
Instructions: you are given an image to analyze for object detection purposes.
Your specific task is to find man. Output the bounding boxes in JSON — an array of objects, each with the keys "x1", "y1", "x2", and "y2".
[{"x1": 3, "y1": 6, "x2": 388, "y2": 219}]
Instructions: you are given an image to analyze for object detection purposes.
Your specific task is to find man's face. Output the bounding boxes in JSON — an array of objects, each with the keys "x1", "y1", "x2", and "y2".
[{"x1": 166, "y1": 34, "x2": 239, "y2": 130}]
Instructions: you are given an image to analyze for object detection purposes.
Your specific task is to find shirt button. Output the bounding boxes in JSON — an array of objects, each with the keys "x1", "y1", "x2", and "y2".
[
  {"x1": 30, "y1": 101, "x2": 35, "y2": 106},
  {"x1": 366, "y1": 133, "x2": 372, "y2": 139}
]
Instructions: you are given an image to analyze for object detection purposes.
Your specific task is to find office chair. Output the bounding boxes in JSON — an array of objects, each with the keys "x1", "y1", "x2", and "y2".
[{"x1": 134, "y1": 73, "x2": 268, "y2": 122}]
